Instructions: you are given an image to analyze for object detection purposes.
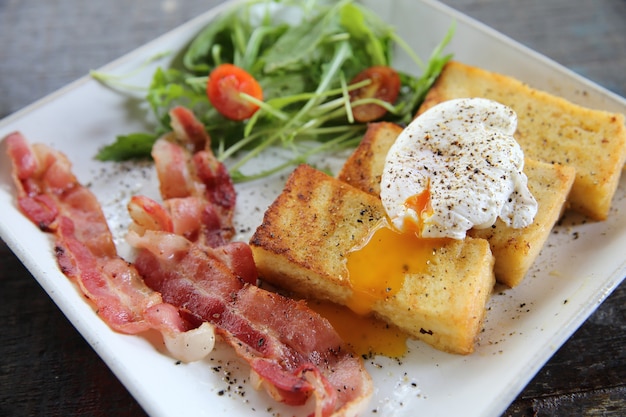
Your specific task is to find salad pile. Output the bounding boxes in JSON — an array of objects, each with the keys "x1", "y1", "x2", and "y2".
[{"x1": 94, "y1": 0, "x2": 454, "y2": 182}]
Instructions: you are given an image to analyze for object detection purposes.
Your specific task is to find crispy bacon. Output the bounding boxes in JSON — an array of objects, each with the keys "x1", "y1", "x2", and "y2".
[
  {"x1": 128, "y1": 230, "x2": 371, "y2": 417},
  {"x1": 5, "y1": 105, "x2": 373, "y2": 416},
  {"x1": 4, "y1": 131, "x2": 214, "y2": 362},
  {"x1": 128, "y1": 107, "x2": 373, "y2": 415},
  {"x1": 152, "y1": 106, "x2": 236, "y2": 247}
]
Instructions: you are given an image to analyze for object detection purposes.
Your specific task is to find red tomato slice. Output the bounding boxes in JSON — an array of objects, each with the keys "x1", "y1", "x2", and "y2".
[
  {"x1": 349, "y1": 66, "x2": 401, "y2": 123},
  {"x1": 206, "y1": 64, "x2": 263, "y2": 121}
]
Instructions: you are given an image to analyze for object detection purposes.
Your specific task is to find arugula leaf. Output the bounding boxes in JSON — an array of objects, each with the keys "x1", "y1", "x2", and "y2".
[
  {"x1": 339, "y1": 3, "x2": 388, "y2": 67},
  {"x1": 183, "y1": 9, "x2": 238, "y2": 73},
  {"x1": 94, "y1": 0, "x2": 455, "y2": 182},
  {"x1": 393, "y1": 22, "x2": 456, "y2": 125},
  {"x1": 146, "y1": 68, "x2": 210, "y2": 130},
  {"x1": 96, "y1": 132, "x2": 157, "y2": 161},
  {"x1": 261, "y1": 3, "x2": 340, "y2": 73}
]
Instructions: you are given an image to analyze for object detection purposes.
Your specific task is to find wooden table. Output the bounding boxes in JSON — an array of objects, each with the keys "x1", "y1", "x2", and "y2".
[{"x1": 1, "y1": 1, "x2": 624, "y2": 416}]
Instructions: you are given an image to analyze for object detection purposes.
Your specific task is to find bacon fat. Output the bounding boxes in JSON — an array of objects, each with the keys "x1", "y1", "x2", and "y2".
[
  {"x1": 4, "y1": 106, "x2": 372, "y2": 416},
  {"x1": 129, "y1": 233, "x2": 371, "y2": 417},
  {"x1": 152, "y1": 106, "x2": 236, "y2": 247},
  {"x1": 129, "y1": 107, "x2": 372, "y2": 416},
  {"x1": 4, "y1": 131, "x2": 214, "y2": 362}
]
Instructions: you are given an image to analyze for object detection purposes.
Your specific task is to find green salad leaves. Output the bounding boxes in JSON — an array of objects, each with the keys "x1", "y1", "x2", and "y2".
[{"x1": 94, "y1": 0, "x2": 454, "y2": 182}]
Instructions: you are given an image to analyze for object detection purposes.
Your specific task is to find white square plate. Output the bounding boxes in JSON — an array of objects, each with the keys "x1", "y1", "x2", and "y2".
[{"x1": 1, "y1": 1, "x2": 625, "y2": 416}]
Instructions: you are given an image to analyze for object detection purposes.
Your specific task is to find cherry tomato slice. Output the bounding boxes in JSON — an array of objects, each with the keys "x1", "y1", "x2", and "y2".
[
  {"x1": 349, "y1": 66, "x2": 401, "y2": 123},
  {"x1": 206, "y1": 64, "x2": 263, "y2": 121}
]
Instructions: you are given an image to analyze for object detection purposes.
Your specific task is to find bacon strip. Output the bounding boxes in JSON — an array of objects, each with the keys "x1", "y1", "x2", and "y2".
[
  {"x1": 129, "y1": 231, "x2": 371, "y2": 417},
  {"x1": 4, "y1": 131, "x2": 214, "y2": 362},
  {"x1": 126, "y1": 107, "x2": 372, "y2": 417},
  {"x1": 6, "y1": 105, "x2": 373, "y2": 416},
  {"x1": 152, "y1": 106, "x2": 236, "y2": 247}
]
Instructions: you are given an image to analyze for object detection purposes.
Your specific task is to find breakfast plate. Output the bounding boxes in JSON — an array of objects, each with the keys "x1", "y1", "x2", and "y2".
[{"x1": 1, "y1": 1, "x2": 625, "y2": 416}]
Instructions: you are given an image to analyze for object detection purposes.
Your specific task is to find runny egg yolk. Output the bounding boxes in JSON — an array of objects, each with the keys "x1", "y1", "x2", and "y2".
[
  {"x1": 402, "y1": 186, "x2": 432, "y2": 234},
  {"x1": 345, "y1": 219, "x2": 447, "y2": 316},
  {"x1": 334, "y1": 219, "x2": 448, "y2": 356}
]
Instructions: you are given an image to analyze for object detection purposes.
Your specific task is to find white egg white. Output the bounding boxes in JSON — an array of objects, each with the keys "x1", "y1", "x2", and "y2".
[{"x1": 380, "y1": 97, "x2": 538, "y2": 239}]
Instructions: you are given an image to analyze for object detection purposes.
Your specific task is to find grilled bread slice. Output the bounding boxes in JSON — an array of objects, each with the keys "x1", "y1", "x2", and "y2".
[
  {"x1": 338, "y1": 122, "x2": 576, "y2": 287},
  {"x1": 418, "y1": 60, "x2": 626, "y2": 221},
  {"x1": 250, "y1": 164, "x2": 495, "y2": 355}
]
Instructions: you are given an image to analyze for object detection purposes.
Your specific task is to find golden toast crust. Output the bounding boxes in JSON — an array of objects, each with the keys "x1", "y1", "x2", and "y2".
[
  {"x1": 338, "y1": 122, "x2": 404, "y2": 196},
  {"x1": 468, "y1": 159, "x2": 575, "y2": 286},
  {"x1": 338, "y1": 122, "x2": 575, "y2": 287},
  {"x1": 251, "y1": 165, "x2": 495, "y2": 354},
  {"x1": 419, "y1": 61, "x2": 626, "y2": 220}
]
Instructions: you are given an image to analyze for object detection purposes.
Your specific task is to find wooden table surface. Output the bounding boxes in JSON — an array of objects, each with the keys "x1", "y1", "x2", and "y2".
[{"x1": 1, "y1": 1, "x2": 624, "y2": 416}]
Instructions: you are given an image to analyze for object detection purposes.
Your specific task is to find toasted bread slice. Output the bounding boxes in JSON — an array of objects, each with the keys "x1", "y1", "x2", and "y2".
[
  {"x1": 338, "y1": 122, "x2": 405, "y2": 196},
  {"x1": 338, "y1": 122, "x2": 576, "y2": 287},
  {"x1": 418, "y1": 61, "x2": 626, "y2": 220},
  {"x1": 468, "y1": 159, "x2": 574, "y2": 286},
  {"x1": 250, "y1": 164, "x2": 495, "y2": 354}
]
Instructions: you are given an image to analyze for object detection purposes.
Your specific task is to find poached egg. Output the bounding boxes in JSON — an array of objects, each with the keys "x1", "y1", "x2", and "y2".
[{"x1": 380, "y1": 97, "x2": 538, "y2": 239}]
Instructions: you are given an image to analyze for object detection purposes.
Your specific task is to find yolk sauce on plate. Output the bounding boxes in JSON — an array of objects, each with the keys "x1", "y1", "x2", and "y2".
[
  {"x1": 309, "y1": 300, "x2": 409, "y2": 358},
  {"x1": 312, "y1": 218, "x2": 448, "y2": 357}
]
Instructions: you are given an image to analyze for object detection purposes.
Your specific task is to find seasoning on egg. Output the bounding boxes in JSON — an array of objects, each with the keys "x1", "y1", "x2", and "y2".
[{"x1": 380, "y1": 97, "x2": 538, "y2": 239}]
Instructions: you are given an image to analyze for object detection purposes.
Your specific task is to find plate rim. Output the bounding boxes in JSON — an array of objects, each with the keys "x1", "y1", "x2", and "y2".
[{"x1": 1, "y1": 1, "x2": 625, "y2": 416}]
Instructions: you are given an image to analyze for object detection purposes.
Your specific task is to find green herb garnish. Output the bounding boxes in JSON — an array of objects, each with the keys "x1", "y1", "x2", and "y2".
[{"x1": 93, "y1": 0, "x2": 454, "y2": 182}]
